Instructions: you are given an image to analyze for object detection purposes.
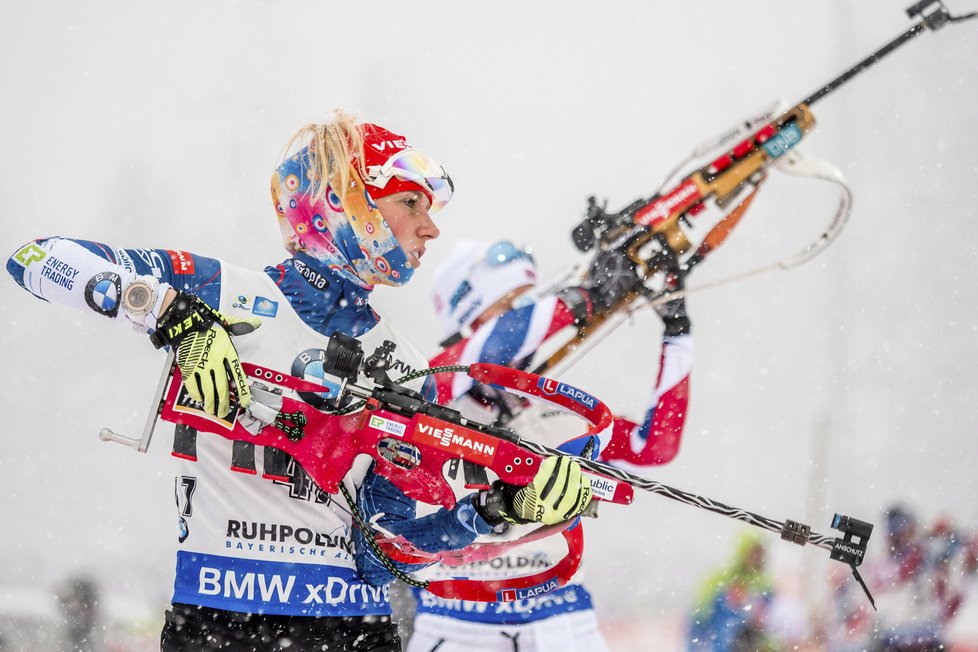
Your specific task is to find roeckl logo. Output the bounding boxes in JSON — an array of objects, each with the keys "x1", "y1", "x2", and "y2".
[
  {"x1": 229, "y1": 358, "x2": 249, "y2": 397},
  {"x1": 412, "y1": 414, "x2": 497, "y2": 466},
  {"x1": 195, "y1": 329, "x2": 218, "y2": 371},
  {"x1": 635, "y1": 179, "x2": 702, "y2": 227}
]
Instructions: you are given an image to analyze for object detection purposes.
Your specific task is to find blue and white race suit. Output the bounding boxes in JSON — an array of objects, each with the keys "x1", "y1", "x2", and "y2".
[
  {"x1": 7, "y1": 237, "x2": 488, "y2": 618},
  {"x1": 408, "y1": 293, "x2": 691, "y2": 651}
]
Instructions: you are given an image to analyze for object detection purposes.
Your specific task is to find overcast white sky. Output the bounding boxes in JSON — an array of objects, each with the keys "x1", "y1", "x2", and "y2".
[{"x1": 1, "y1": 0, "x2": 977, "y2": 641}]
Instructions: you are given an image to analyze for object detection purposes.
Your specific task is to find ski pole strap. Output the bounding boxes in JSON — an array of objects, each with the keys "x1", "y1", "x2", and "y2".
[{"x1": 149, "y1": 290, "x2": 222, "y2": 349}]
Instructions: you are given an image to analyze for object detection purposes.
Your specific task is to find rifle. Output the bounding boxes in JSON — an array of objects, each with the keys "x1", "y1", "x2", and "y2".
[
  {"x1": 533, "y1": 0, "x2": 976, "y2": 377},
  {"x1": 102, "y1": 335, "x2": 878, "y2": 606}
]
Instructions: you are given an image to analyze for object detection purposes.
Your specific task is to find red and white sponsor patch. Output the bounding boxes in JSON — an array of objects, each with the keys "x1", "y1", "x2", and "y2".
[
  {"x1": 167, "y1": 250, "x2": 195, "y2": 275},
  {"x1": 634, "y1": 179, "x2": 703, "y2": 228},
  {"x1": 411, "y1": 414, "x2": 497, "y2": 466}
]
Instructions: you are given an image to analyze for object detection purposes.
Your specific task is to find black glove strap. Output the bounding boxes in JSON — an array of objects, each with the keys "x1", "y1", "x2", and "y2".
[
  {"x1": 149, "y1": 291, "x2": 221, "y2": 349},
  {"x1": 474, "y1": 480, "x2": 529, "y2": 527}
]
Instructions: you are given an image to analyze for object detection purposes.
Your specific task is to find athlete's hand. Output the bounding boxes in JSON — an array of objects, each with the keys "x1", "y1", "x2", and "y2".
[
  {"x1": 653, "y1": 267, "x2": 691, "y2": 337},
  {"x1": 476, "y1": 456, "x2": 593, "y2": 526},
  {"x1": 150, "y1": 291, "x2": 260, "y2": 415},
  {"x1": 177, "y1": 318, "x2": 260, "y2": 415}
]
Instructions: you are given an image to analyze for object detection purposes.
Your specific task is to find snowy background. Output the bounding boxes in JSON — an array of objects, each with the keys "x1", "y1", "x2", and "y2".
[{"x1": 1, "y1": 1, "x2": 977, "y2": 649}]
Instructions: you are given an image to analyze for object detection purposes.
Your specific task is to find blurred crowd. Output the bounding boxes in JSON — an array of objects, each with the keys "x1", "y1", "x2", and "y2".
[
  {"x1": 685, "y1": 504, "x2": 978, "y2": 652},
  {"x1": 0, "y1": 575, "x2": 160, "y2": 652}
]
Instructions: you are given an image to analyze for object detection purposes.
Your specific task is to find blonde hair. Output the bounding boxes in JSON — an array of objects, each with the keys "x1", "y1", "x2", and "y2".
[{"x1": 278, "y1": 109, "x2": 367, "y2": 204}]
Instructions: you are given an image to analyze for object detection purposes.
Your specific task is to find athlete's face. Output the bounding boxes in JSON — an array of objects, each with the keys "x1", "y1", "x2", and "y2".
[{"x1": 376, "y1": 190, "x2": 440, "y2": 270}]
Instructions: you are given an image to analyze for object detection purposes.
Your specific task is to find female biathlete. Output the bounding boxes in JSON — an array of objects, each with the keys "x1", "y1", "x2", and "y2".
[{"x1": 6, "y1": 115, "x2": 592, "y2": 652}]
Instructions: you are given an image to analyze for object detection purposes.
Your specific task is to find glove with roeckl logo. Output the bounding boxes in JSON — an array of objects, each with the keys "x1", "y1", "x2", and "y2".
[
  {"x1": 475, "y1": 456, "x2": 592, "y2": 526},
  {"x1": 150, "y1": 291, "x2": 260, "y2": 416}
]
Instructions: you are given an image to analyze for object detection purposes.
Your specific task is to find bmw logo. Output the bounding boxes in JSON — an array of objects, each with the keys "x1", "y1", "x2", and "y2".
[
  {"x1": 292, "y1": 349, "x2": 342, "y2": 409},
  {"x1": 84, "y1": 272, "x2": 122, "y2": 317},
  {"x1": 178, "y1": 517, "x2": 189, "y2": 543}
]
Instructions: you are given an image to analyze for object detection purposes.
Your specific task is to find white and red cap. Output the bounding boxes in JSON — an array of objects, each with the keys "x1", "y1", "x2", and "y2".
[{"x1": 361, "y1": 123, "x2": 453, "y2": 211}]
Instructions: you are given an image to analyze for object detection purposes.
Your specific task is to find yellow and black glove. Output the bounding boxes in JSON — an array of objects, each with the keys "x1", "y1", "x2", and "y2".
[
  {"x1": 475, "y1": 456, "x2": 593, "y2": 526},
  {"x1": 150, "y1": 291, "x2": 260, "y2": 415}
]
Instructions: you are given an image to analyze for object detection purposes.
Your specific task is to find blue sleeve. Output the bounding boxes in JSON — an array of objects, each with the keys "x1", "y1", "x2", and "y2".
[
  {"x1": 557, "y1": 434, "x2": 601, "y2": 460},
  {"x1": 6, "y1": 237, "x2": 224, "y2": 319},
  {"x1": 420, "y1": 376, "x2": 437, "y2": 402},
  {"x1": 479, "y1": 304, "x2": 538, "y2": 365},
  {"x1": 354, "y1": 466, "x2": 493, "y2": 587}
]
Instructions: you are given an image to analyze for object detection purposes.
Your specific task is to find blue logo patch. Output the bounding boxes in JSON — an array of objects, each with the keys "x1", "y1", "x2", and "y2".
[
  {"x1": 301, "y1": 361, "x2": 340, "y2": 395},
  {"x1": 449, "y1": 280, "x2": 472, "y2": 310},
  {"x1": 92, "y1": 280, "x2": 118, "y2": 310},
  {"x1": 292, "y1": 349, "x2": 342, "y2": 410},
  {"x1": 496, "y1": 577, "x2": 560, "y2": 602},
  {"x1": 252, "y1": 296, "x2": 279, "y2": 318},
  {"x1": 537, "y1": 377, "x2": 597, "y2": 409},
  {"x1": 761, "y1": 123, "x2": 803, "y2": 159}
]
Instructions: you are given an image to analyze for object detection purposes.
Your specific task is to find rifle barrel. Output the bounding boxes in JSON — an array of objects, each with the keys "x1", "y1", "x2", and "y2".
[
  {"x1": 503, "y1": 429, "x2": 839, "y2": 552},
  {"x1": 802, "y1": 20, "x2": 928, "y2": 107}
]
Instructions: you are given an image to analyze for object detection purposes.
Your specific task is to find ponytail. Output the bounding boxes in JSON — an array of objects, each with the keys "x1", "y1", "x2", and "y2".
[{"x1": 278, "y1": 109, "x2": 366, "y2": 204}]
